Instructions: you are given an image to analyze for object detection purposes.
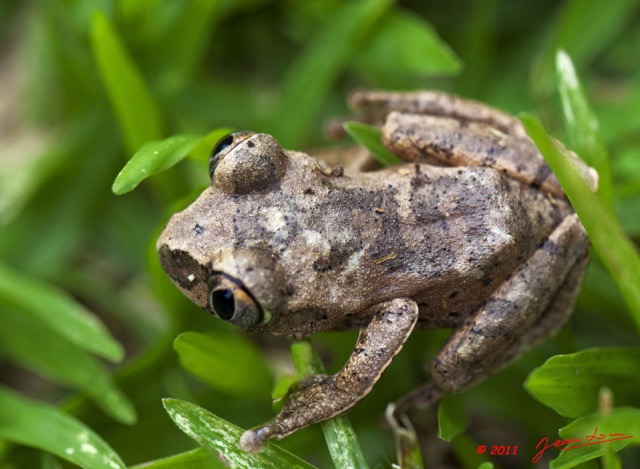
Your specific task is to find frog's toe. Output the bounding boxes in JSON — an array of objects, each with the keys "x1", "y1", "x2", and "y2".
[{"x1": 240, "y1": 428, "x2": 270, "y2": 453}]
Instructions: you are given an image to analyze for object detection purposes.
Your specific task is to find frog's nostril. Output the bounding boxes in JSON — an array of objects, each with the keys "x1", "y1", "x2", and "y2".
[{"x1": 209, "y1": 288, "x2": 235, "y2": 320}]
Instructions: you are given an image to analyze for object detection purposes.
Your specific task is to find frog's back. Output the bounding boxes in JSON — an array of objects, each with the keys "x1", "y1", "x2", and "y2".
[{"x1": 357, "y1": 163, "x2": 572, "y2": 327}]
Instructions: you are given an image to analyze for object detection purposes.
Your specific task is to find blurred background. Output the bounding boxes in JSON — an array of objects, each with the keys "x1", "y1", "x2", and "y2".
[{"x1": 1, "y1": 0, "x2": 639, "y2": 467}]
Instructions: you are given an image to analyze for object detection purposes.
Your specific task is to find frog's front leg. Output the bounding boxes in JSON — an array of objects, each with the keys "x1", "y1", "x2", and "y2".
[
  {"x1": 240, "y1": 298, "x2": 419, "y2": 452},
  {"x1": 395, "y1": 214, "x2": 589, "y2": 413}
]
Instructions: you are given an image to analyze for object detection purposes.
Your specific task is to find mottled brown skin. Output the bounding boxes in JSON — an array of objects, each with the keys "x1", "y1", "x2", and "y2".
[{"x1": 156, "y1": 91, "x2": 594, "y2": 452}]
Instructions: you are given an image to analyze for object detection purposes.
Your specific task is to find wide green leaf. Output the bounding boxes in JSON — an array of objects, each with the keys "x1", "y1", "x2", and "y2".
[
  {"x1": 112, "y1": 134, "x2": 201, "y2": 194},
  {"x1": 0, "y1": 386, "x2": 126, "y2": 469},
  {"x1": 343, "y1": 122, "x2": 402, "y2": 166},
  {"x1": 163, "y1": 398, "x2": 317, "y2": 469},
  {"x1": 274, "y1": 0, "x2": 392, "y2": 147},
  {"x1": 355, "y1": 10, "x2": 462, "y2": 81},
  {"x1": 174, "y1": 331, "x2": 273, "y2": 397},
  {"x1": 0, "y1": 262, "x2": 123, "y2": 362},
  {"x1": 0, "y1": 307, "x2": 136, "y2": 424},
  {"x1": 555, "y1": 50, "x2": 612, "y2": 207},
  {"x1": 521, "y1": 114, "x2": 640, "y2": 332},
  {"x1": 524, "y1": 347, "x2": 640, "y2": 418},
  {"x1": 290, "y1": 341, "x2": 370, "y2": 469},
  {"x1": 91, "y1": 12, "x2": 163, "y2": 154},
  {"x1": 548, "y1": 408, "x2": 640, "y2": 468}
]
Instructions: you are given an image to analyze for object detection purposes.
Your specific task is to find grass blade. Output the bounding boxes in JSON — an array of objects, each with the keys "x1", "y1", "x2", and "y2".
[
  {"x1": 291, "y1": 340, "x2": 370, "y2": 469},
  {"x1": 437, "y1": 395, "x2": 467, "y2": 442},
  {"x1": 130, "y1": 447, "x2": 222, "y2": 469},
  {"x1": 0, "y1": 386, "x2": 126, "y2": 469},
  {"x1": 521, "y1": 114, "x2": 640, "y2": 332},
  {"x1": 343, "y1": 122, "x2": 402, "y2": 166},
  {"x1": 112, "y1": 134, "x2": 201, "y2": 194},
  {"x1": 91, "y1": 12, "x2": 163, "y2": 154},
  {"x1": 0, "y1": 307, "x2": 136, "y2": 424},
  {"x1": 555, "y1": 50, "x2": 613, "y2": 206},
  {"x1": 0, "y1": 262, "x2": 123, "y2": 362},
  {"x1": 174, "y1": 331, "x2": 273, "y2": 397},
  {"x1": 163, "y1": 399, "x2": 318, "y2": 469},
  {"x1": 274, "y1": 0, "x2": 392, "y2": 147}
]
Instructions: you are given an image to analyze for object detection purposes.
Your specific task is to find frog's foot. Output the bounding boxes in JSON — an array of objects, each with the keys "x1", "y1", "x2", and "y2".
[
  {"x1": 240, "y1": 298, "x2": 419, "y2": 452},
  {"x1": 395, "y1": 214, "x2": 588, "y2": 411}
]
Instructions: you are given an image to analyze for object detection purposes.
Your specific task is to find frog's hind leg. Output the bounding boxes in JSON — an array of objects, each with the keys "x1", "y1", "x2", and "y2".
[
  {"x1": 393, "y1": 214, "x2": 589, "y2": 414},
  {"x1": 349, "y1": 90, "x2": 527, "y2": 138},
  {"x1": 382, "y1": 111, "x2": 598, "y2": 196},
  {"x1": 346, "y1": 90, "x2": 598, "y2": 195}
]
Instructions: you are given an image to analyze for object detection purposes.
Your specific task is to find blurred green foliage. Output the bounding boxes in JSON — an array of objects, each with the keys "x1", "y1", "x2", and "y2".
[{"x1": 1, "y1": 0, "x2": 640, "y2": 468}]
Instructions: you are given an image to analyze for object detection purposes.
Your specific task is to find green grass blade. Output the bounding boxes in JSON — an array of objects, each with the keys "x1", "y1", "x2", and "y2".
[
  {"x1": 291, "y1": 340, "x2": 370, "y2": 469},
  {"x1": 162, "y1": 399, "x2": 318, "y2": 469},
  {"x1": 555, "y1": 50, "x2": 613, "y2": 206},
  {"x1": 173, "y1": 331, "x2": 273, "y2": 397},
  {"x1": 0, "y1": 262, "x2": 123, "y2": 362},
  {"x1": 274, "y1": 0, "x2": 392, "y2": 147},
  {"x1": 0, "y1": 307, "x2": 136, "y2": 424},
  {"x1": 189, "y1": 128, "x2": 236, "y2": 163},
  {"x1": 532, "y1": 0, "x2": 637, "y2": 96},
  {"x1": 549, "y1": 407, "x2": 640, "y2": 468},
  {"x1": 112, "y1": 134, "x2": 202, "y2": 194},
  {"x1": 130, "y1": 447, "x2": 223, "y2": 469},
  {"x1": 146, "y1": 1, "x2": 221, "y2": 93},
  {"x1": 524, "y1": 347, "x2": 640, "y2": 418},
  {"x1": 343, "y1": 122, "x2": 402, "y2": 166},
  {"x1": 437, "y1": 395, "x2": 467, "y2": 442},
  {"x1": 521, "y1": 114, "x2": 640, "y2": 332},
  {"x1": 91, "y1": 12, "x2": 163, "y2": 154},
  {"x1": 0, "y1": 386, "x2": 126, "y2": 469}
]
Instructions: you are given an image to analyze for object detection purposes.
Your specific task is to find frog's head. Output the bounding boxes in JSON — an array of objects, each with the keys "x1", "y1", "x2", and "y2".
[{"x1": 157, "y1": 131, "x2": 301, "y2": 331}]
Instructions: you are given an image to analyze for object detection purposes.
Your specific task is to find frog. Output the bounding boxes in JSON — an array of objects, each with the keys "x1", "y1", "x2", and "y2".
[{"x1": 156, "y1": 90, "x2": 596, "y2": 453}]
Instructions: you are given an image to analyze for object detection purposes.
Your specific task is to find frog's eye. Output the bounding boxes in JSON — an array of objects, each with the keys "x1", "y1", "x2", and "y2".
[
  {"x1": 209, "y1": 131, "x2": 254, "y2": 179},
  {"x1": 210, "y1": 133, "x2": 287, "y2": 195},
  {"x1": 207, "y1": 273, "x2": 269, "y2": 328}
]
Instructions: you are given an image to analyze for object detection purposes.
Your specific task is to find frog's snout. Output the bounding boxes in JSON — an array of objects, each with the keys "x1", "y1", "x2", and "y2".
[{"x1": 157, "y1": 244, "x2": 210, "y2": 309}]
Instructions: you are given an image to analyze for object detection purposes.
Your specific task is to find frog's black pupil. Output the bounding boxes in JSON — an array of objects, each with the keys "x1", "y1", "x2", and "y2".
[
  {"x1": 212, "y1": 135, "x2": 234, "y2": 158},
  {"x1": 210, "y1": 289, "x2": 235, "y2": 320}
]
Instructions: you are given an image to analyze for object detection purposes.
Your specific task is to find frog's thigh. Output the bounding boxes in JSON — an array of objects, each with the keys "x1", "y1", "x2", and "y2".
[
  {"x1": 349, "y1": 90, "x2": 526, "y2": 138},
  {"x1": 382, "y1": 112, "x2": 566, "y2": 196},
  {"x1": 240, "y1": 298, "x2": 418, "y2": 452},
  {"x1": 392, "y1": 246, "x2": 588, "y2": 415},
  {"x1": 431, "y1": 214, "x2": 588, "y2": 394}
]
